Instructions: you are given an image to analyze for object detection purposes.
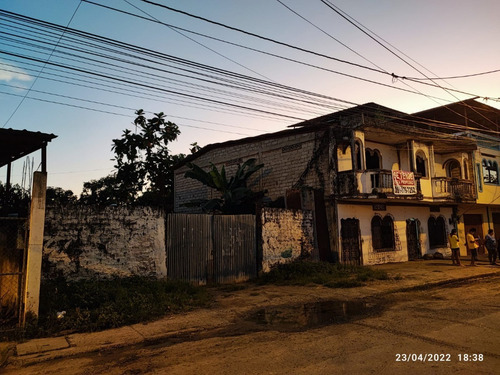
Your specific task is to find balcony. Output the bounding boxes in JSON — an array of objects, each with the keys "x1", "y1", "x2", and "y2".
[
  {"x1": 431, "y1": 178, "x2": 476, "y2": 201},
  {"x1": 337, "y1": 169, "x2": 421, "y2": 197}
]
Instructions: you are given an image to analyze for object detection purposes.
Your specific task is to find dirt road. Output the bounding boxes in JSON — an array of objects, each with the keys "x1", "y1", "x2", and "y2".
[{"x1": 6, "y1": 274, "x2": 500, "y2": 375}]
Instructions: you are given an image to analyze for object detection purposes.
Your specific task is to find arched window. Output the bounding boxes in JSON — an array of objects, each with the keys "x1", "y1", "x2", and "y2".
[
  {"x1": 365, "y1": 148, "x2": 381, "y2": 170},
  {"x1": 416, "y1": 152, "x2": 427, "y2": 177},
  {"x1": 428, "y1": 216, "x2": 447, "y2": 248},
  {"x1": 482, "y1": 159, "x2": 499, "y2": 184},
  {"x1": 354, "y1": 140, "x2": 362, "y2": 170},
  {"x1": 445, "y1": 159, "x2": 461, "y2": 179},
  {"x1": 371, "y1": 215, "x2": 395, "y2": 251}
]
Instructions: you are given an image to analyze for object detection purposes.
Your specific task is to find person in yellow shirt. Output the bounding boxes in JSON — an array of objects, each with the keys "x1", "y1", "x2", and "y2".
[
  {"x1": 466, "y1": 228, "x2": 479, "y2": 266},
  {"x1": 448, "y1": 229, "x2": 463, "y2": 266}
]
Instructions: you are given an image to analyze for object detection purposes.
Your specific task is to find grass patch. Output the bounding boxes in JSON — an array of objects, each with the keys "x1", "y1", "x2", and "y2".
[
  {"x1": 258, "y1": 260, "x2": 389, "y2": 287},
  {"x1": 12, "y1": 277, "x2": 212, "y2": 340}
]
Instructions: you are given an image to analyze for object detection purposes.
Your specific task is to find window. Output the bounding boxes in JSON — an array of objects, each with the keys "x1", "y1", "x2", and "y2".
[
  {"x1": 365, "y1": 148, "x2": 381, "y2": 170},
  {"x1": 482, "y1": 159, "x2": 499, "y2": 184},
  {"x1": 354, "y1": 140, "x2": 362, "y2": 170},
  {"x1": 428, "y1": 216, "x2": 446, "y2": 248},
  {"x1": 416, "y1": 152, "x2": 427, "y2": 177},
  {"x1": 446, "y1": 159, "x2": 461, "y2": 179},
  {"x1": 371, "y1": 215, "x2": 395, "y2": 251}
]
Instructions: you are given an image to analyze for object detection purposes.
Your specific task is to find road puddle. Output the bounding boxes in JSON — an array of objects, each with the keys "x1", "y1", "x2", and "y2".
[{"x1": 248, "y1": 300, "x2": 379, "y2": 331}]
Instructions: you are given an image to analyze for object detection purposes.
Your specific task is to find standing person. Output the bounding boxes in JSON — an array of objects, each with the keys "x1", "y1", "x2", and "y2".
[
  {"x1": 448, "y1": 229, "x2": 463, "y2": 266},
  {"x1": 467, "y1": 228, "x2": 479, "y2": 266},
  {"x1": 484, "y1": 229, "x2": 497, "y2": 265}
]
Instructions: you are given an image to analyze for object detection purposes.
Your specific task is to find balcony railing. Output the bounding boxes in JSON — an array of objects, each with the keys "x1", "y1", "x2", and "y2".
[
  {"x1": 431, "y1": 178, "x2": 476, "y2": 200},
  {"x1": 337, "y1": 169, "x2": 420, "y2": 196}
]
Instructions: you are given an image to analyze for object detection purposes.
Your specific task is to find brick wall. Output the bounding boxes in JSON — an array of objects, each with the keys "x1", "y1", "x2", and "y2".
[
  {"x1": 261, "y1": 207, "x2": 315, "y2": 272},
  {"x1": 43, "y1": 206, "x2": 166, "y2": 280},
  {"x1": 174, "y1": 130, "x2": 330, "y2": 212}
]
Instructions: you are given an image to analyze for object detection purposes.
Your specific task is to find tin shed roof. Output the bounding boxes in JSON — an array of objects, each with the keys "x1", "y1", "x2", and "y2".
[{"x1": 0, "y1": 128, "x2": 57, "y2": 168}]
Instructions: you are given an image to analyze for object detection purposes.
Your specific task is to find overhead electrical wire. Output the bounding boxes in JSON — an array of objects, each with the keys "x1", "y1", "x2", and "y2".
[
  {"x1": 122, "y1": 0, "x2": 276, "y2": 83},
  {"x1": 2, "y1": 1, "x2": 82, "y2": 128},
  {"x1": 321, "y1": 0, "x2": 500, "y2": 132},
  {"x1": 0, "y1": 10, "x2": 359, "y2": 119},
  {"x1": 0, "y1": 11, "x2": 356, "y2": 113},
  {"x1": 1, "y1": 8, "x2": 498, "y2": 138},
  {"x1": 131, "y1": 0, "x2": 495, "y2": 102}
]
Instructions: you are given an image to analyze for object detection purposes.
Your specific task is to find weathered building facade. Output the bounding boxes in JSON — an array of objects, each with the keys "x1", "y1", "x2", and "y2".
[{"x1": 174, "y1": 101, "x2": 500, "y2": 265}]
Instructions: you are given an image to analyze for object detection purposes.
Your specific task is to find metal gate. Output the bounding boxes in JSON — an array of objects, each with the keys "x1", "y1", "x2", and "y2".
[
  {"x1": 340, "y1": 218, "x2": 362, "y2": 265},
  {"x1": 0, "y1": 217, "x2": 28, "y2": 326},
  {"x1": 166, "y1": 214, "x2": 256, "y2": 284},
  {"x1": 406, "y1": 219, "x2": 421, "y2": 260}
]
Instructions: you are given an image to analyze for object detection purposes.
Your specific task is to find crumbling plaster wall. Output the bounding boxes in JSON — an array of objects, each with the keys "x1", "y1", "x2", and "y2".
[
  {"x1": 261, "y1": 207, "x2": 315, "y2": 272},
  {"x1": 43, "y1": 206, "x2": 166, "y2": 280}
]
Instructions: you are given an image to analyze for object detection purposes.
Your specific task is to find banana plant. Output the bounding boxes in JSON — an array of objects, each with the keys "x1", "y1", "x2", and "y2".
[{"x1": 184, "y1": 158, "x2": 265, "y2": 214}]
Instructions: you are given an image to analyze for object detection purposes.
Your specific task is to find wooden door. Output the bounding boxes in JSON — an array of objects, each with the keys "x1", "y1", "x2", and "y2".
[
  {"x1": 341, "y1": 218, "x2": 362, "y2": 265},
  {"x1": 406, "y1": 219, "x2": 421, "y2": 260}
]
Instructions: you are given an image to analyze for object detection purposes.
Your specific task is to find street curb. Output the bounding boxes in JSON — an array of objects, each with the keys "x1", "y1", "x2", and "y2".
[{"x1": 5, "y1": 269, "x2": 500, "y2": 368}]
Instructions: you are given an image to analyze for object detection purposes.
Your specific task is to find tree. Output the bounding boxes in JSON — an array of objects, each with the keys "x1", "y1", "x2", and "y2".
[
  {"x1": 183, "y1": 158, "x2": 265, "y2": 214},
  {"x1": 111, "y1": 110, "x2": 184, "y2": 208},
  {"x1": 46, "y1": 187, "x2": 77, "y2": 206},
  {"x1": 79, "y1": 174, "x2": 125, "y2": 206},
  {"x1": 0, "y1": 182, "x2": 30, "y2": 216}
]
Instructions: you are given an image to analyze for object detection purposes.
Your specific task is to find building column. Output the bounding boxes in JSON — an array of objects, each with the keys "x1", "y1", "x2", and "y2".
[{"x1": 23, "y1": 171, "x2": 47, "y2": 320}]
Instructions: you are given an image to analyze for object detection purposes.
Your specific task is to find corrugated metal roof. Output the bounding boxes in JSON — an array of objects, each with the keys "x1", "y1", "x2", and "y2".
[{"x1": 0, "y1": 128, "x2": 57, "y2": 168}]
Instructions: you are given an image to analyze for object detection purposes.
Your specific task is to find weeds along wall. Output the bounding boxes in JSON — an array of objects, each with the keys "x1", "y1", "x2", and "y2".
[{"x1": 43, "y1": 206, "x2": 166, "y2": 280}]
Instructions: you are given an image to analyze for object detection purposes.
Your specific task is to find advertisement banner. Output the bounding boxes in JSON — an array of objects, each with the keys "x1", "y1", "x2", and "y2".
[{"x1": 392, "y1": 170, "x2": 417, "y2": 195}]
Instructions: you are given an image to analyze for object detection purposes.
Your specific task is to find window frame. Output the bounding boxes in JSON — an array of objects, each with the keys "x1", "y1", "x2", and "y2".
[
  {"x1": 482, "y1": 158, "x2": 499, "y2": 185},
  {"x1": 428, "y1": 216, "x2": 447, "y2": 248},
  {"x1": 371, "y1": 215, "x2": 395, "y2": 252}
]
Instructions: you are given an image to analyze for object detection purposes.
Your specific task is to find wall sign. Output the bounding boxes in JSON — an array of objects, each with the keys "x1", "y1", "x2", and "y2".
[{"x1": 392, "y1": 170, "x2": 417, "y2": 195}]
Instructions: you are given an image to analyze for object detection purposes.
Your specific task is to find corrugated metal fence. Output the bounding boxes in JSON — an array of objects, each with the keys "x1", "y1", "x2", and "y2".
[{"x1": 166, "y1": 214, "x2": 256, "y2": 284}]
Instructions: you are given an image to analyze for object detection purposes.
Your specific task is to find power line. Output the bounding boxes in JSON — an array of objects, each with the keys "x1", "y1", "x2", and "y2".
[
  {"x1": 2, "y1": 1, "x2": 82, "y2": 128},
  {"x1": 321, "y1": 0, "x2": 500, "y2": 132}
]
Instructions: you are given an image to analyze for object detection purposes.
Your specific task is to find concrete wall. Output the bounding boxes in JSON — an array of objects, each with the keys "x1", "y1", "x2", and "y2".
[
  {"x1": 261, "y1": 207, "x2": 315, "y2": 272},
  {"x1": 43, "y1": 206, "x2": 166, "y2": 280}
]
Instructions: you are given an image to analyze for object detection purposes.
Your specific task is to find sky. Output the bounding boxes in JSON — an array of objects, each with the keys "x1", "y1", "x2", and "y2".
[{"x1": 1, "y1": 0, "x2": 500, "y2": 195}]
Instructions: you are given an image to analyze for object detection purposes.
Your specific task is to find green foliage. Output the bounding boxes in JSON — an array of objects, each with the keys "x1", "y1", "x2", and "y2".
[
  {"x1": 46, "y1": 186, "x2": 77, "y2": 206},
  {"x1": 184, "y1": 158, "x2": 265, "y2": 214},
  {"x1": 0, "y1": 182, "x2": 30, "y2": 216},
  {"x1": 101, "y1": 110, "x2": 185, "y2": 208},
  {"x1": 19, "y1": 277, "x2": 212, "y2": 339},
  {"x1": 79, "y1": 174, "x2": 127, "y2": 206},
  {"x1": 258, "y1": 260, "x2": 389, "y2": 287}
]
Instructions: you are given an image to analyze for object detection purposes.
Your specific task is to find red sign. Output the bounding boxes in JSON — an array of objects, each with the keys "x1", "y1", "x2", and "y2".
[{"x1": 392, "y1": 170, "x2": 417, "y2": 195}]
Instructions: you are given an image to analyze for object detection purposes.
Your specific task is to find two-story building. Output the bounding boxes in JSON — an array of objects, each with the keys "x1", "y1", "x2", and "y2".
[
  {"x1": 174, "y1": 101, "x2": 498, "y2": 265},
  {"x1": 413, "y1": 99, "x2": 500, "y2": 256}
]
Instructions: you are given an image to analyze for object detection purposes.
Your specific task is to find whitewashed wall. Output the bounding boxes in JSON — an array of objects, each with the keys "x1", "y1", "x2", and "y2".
[
  {"x1": 43, "y1": 206, "x2": 166, "y2": 280},
  {"x1": 337, "y1": 204, "x2": 453, "y2": 265}
]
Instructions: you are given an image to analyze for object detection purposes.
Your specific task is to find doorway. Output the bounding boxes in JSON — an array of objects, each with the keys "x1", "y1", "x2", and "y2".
[
  {"x1": 406, "y1": 219, "x2": 421, "y2": 260},
  {"x1": 341, "y1": 218, "x2": 362, "y2": 265}
]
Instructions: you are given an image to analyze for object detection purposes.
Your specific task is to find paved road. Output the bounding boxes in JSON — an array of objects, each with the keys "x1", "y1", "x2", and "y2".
[{"x1": 5, "y1": 275, "x2": 500, "y2": 375}]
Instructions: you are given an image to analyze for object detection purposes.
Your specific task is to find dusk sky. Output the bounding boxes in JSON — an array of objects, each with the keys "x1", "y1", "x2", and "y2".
[{"x1": 1, "y1": 0, "x2": 500, "y2": 194}]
